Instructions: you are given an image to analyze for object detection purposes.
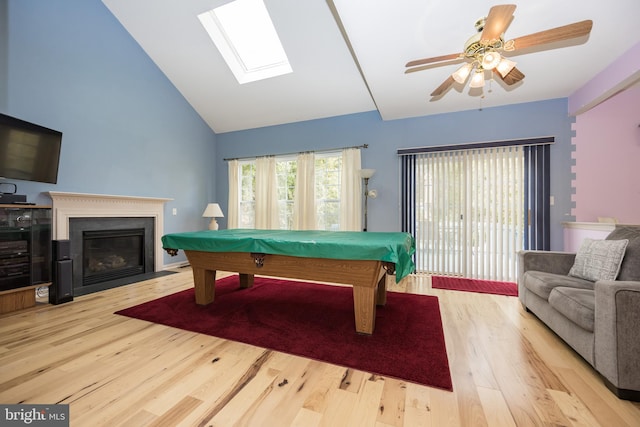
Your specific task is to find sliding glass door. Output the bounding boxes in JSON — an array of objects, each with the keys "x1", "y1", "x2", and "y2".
[{"x1": 400, "y1": 138, "x2": 552, "y2": 282}]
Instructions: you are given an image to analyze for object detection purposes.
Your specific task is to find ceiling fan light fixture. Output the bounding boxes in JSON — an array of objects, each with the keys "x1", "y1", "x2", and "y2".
[
  {"x1": 481, "y1": 51, "x2": 501, "y2": 70},
  {"x1": 469, "y1": 70, "x2": 485, "y2": 88},
  {"x1": 406, "y1": 5, "x2": 593, "y2": 100},
  {"x1": 452, "y1": 63, "x2": 474, "y2": 84},
  {"x1": 496, "y1": 57, "x2": 516, "y2": 78}
]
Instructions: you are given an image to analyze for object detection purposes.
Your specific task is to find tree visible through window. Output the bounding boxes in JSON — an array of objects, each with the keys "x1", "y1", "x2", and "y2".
[
  {"x1": 315, "y1": 153, "x2": 341, "y2": 231},
  {"x1": 276, "y1": 157, "x2": 297, "y2": 229},
  {"x1": 239, "y1": 161, "x2": 256, "y2": 228}
]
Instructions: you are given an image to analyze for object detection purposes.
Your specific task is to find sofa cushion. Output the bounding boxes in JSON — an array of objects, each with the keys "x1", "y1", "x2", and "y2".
[
  {"x1": 606, "y1": 225, "x2": 640, "y2": 281},
  {"x1": 569, "y1": 238, "x2": 628, "y2": 282},
  {"x1": 548, "y1": 287, "x2": 595, "y2": 332},
  {"x1": 523, "y1": 271, "x2": 594, "y2": 300}
]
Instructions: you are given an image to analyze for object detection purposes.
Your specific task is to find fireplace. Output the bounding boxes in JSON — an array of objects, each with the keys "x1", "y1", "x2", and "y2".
[
  {"x1": 69, "y1": 217, "x2": 155, "y2": 294},
  {"x1": 83, "y1": 228, "x2": 145, "y2": 286},
  {"x1": 48, "y1": 191, "x2": 173, "y2": 295}
]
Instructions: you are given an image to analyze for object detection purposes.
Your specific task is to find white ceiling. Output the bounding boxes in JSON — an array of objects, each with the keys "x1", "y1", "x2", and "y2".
[{"x1": 102, "y1": 0, "x2": 640, "y2": 134}]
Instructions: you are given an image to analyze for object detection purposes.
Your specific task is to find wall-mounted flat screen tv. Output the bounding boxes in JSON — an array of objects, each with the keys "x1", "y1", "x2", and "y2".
[{"x1": 0, "y1": 113, "x2": 62, "y2": 184}]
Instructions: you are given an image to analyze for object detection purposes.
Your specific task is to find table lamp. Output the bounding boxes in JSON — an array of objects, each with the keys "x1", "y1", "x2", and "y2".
[{"x1": 202, "y1": 203, "x2": 224, "y2": 230}]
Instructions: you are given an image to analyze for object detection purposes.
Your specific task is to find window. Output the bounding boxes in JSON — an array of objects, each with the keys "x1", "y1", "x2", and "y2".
[
  {"x1": 315, "y1": 153, "x2": 342, "y2": 231},
  {"x1": 198, "y1": 0, "x2": 292, "y2": 84},
  {"x1": 236, "y1": 152, "x2": 343, "y2": 230},
  {"x1": 276, "y1": 157, "x2": 297, "y2": 229},
  {"x1": 239, "y1": 160, "x2": 256, "y2": 228}
]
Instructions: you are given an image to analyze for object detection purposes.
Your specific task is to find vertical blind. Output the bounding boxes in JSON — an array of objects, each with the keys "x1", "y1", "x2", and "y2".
[
  {"x1": 523, "y1": 143, "x2": 551, "y2": 251},
  {"x1": 399, "y1": 137, "x2": 553, "y2": 281}
]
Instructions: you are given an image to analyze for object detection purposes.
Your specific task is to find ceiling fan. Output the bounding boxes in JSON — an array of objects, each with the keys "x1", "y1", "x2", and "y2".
[{"x1": 405, "y1": 4, "x2": 593, "y2": 97}]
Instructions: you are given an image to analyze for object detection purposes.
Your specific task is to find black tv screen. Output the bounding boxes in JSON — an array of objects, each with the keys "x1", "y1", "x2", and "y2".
[{"x1": 0, "y1": 113, "x2": 62, "y2": 184}]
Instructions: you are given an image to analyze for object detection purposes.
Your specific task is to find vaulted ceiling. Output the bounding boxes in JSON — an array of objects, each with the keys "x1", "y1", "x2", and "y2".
[{"x1": 102, "y1": 0, "x2": 640, "y2": 134}]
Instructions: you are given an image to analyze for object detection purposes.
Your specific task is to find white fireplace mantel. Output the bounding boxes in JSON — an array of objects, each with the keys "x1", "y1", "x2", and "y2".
[{"x1": 48, "y1": 192, "x2": 173, "y2": 271}]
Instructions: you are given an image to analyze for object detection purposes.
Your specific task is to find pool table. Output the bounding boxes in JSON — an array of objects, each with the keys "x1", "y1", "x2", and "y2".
[{"x1": 162, "y1": 229, "x2": 415, "y2": 334}]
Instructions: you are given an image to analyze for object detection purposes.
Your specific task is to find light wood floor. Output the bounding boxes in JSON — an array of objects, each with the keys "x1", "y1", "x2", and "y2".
[{"x1": 0, "y1": 269, "x2": 639, "y2": 427}]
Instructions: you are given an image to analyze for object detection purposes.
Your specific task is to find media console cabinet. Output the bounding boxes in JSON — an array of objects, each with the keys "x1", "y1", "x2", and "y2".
[{"x1": 0, "y1": 205, "x2": 52, "y2": 313}]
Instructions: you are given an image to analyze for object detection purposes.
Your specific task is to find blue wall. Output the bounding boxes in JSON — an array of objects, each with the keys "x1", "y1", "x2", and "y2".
[
  {"x1": 2, "y1": 0, "x2": 576, "y2": 259},
  {"x1": 2, "y1": 0, "x2": 218, "y2": 266},
  {"x1": 216, "y1": 99, "x2": 575, "y2": 250}
]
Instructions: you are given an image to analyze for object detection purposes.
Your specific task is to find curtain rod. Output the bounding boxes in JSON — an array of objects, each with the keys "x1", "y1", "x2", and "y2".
[{"x1": 223, "y1": 144, "x2": 368, "y2": 162}]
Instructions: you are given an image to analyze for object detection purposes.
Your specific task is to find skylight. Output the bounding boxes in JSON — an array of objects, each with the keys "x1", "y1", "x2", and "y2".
[{"x1": 198, "y1": 0, "x2": 292, "y2": 84}]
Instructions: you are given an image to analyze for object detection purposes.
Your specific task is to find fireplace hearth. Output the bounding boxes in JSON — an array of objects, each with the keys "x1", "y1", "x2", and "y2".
[{"x1": 69, "y1": 217, "x2": 155, "y2": 295}]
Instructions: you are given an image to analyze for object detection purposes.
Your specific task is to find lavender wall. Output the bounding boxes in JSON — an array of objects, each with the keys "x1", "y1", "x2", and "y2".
[
  {"x1": 572, "y1": 87, "x2": 640, "y2": 223},
  {"x1": 569, "y1": 42, "x2": 640, "y2": 116}
]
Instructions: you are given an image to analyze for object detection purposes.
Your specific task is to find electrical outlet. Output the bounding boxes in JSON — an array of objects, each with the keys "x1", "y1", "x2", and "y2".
[{"x1": 172, "y1": 208, "x2": 177, "y2": 215}]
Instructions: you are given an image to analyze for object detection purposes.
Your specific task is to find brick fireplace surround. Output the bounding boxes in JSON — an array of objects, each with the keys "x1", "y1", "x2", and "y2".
[{"x1": 48, "y1": 192, "x2": 172, "y2": 273}]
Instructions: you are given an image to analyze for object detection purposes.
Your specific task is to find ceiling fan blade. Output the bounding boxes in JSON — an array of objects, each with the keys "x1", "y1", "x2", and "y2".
[
  {"x1": 510, "y1": 20, "x2": 593, "y2": 50},
  {"x1": 481, "y1": 4, "x2": 516, "y2": 41},
  {"x1": 405, "y1": 58, "x2": 464, "y2": 74},
  {"x1": 430, "y1": 76, "x2": 455, "y2": 97},
  {"x1": 494, "y1": 67, "x2": 525, "y2": 85},
  {"x1": 406, "y1": 53, "x2": 462, "y2": 68}
]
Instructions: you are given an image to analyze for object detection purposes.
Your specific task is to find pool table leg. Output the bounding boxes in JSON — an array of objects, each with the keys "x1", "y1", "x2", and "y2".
[
  {"x1": 376, "y1": 274, "x2": 387, "y2": 306},
  {"x1": 239, "y1": 273, "x2": 254, "y2": 288},
  {"x1": 352, "y1": 285, "x2": 376, "y2": 335},
  {"x1": 193, "y1": 267, "x2": 216, "y2": 305}
]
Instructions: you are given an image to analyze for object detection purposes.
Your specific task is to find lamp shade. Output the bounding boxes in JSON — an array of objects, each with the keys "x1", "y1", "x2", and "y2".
[
  {"x1": 495, "y1": 57, "x2": 516, "y2": 78},
  {"x1": 469, "y1": 70, "x2": 485, "y2": 88},
  {"x1": 202, "y1": 203, "x2": 224, "y2": 218},
  {"x1": 359, "y1": 169, "x2": 376, "y2": 179},
  {"x1": 452, "y1": 63, "x2": 473, "y2": 84},
  {"x1": 481, "y1": 51, "x2": 501, "y2": 70}
]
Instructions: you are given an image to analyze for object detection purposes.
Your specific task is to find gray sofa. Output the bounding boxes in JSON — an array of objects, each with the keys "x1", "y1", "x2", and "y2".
[{"x1": 518, "y1": 225, "x2": 640, "y2": 401}]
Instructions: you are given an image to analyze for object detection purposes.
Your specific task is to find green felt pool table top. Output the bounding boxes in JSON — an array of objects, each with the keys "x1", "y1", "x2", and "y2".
[{"x1": 162, "y1": 229, "x2": 415, "y2": 282}]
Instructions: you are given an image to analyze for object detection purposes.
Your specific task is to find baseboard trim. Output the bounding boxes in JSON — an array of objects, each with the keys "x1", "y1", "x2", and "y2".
[
  {"x1": 603, "y1": 377, "x2": 640, "y2": 402},
  {"x1": 163, "y1": 261, "x2": 190, "y2": 270}
]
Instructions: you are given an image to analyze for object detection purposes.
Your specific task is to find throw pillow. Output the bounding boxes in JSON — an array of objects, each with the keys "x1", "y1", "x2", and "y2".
[{"x1": 569, "y1": 238, "x2": 629, "y2": 282}]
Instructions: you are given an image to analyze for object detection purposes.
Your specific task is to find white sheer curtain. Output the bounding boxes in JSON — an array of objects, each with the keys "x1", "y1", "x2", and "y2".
[
  {"x1": 227, "y1": 147, "x2": 364, "y2": 231},
  {"x1": 293, "y1": 152, "x2": 316, "y2": 230},
  {"x1": 227, "y1": 159, "x2": 239, "y2": 229},
  {"x1": 255, "y1": 156, "x2": 279, "y2": 229},
  {"x1": 340, "y1": 148, "x2": 362, "y2": 231}
]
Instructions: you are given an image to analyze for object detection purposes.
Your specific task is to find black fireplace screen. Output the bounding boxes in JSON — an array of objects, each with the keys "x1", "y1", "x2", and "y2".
[
  {"x1": 69, "y1": 217, "x2": 155, "y2": 292},
  {"x1": 82, "y1": 228, "x2": 145, "y2": 286}
]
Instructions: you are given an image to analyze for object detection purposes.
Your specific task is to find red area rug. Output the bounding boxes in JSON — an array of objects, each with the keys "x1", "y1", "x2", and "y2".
[
  {"x1": 431, "y1": 275, "x2": 518, "y2": 296},
  {"x1": 115, "y1": 275, "x2": 452, "y2": 391}
]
